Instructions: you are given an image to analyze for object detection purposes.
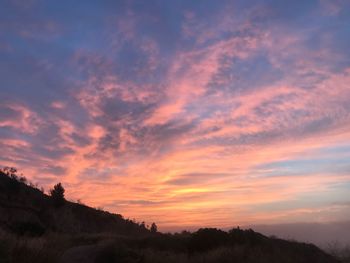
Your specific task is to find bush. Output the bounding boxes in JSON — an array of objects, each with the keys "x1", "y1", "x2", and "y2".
[
  {"x1": 188, "y1": 228, "x2": 229, "y2": 253},
  {"x1": 50, "y1": 183, "x2": 65, "y2": 207},
  {"x1": 150, "y1": 223, "x2": 158, "y2": 233}
]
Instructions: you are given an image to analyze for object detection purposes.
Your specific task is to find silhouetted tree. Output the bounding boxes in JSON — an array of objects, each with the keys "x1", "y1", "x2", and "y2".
[
  {"x1": 150, "y1": 222, "x2": 158, "y2": 233},
  {"x1": 50, "y1": 183, "x2": 65, "y2": 207},
  {"x1": 2, "y1": 167, "x2": 18, "y2": 180},
  {"x1": 1, "y1": 167, "x2": 21, "y2": 194},
  {"x1": 140, "y1": 221, "x2": 146, "y2": 229},
  {"x1": 2, "y1": 166, "x2": 17, "y2": 176}
]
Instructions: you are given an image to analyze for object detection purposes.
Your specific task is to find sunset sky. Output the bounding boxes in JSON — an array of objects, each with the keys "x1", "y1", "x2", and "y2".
[{"x1": 1, "y1": 0, "x2": 350, "y2": 231}]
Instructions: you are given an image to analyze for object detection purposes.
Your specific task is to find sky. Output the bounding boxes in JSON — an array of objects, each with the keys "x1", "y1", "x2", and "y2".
[{"x1": 1, "y1": 0, "x2": 350, "y2": 231}]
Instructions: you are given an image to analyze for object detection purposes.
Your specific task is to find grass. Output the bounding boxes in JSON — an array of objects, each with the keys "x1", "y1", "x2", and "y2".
[
  {"x1": 1, "y1": 230, "x2": 344, "y2": 263},
  {"x1": 0, "y1": 231, "x2": 66, "y2": 263},
  {"x1": 325, "y1": 242, "x2": 350, "y2": 263}
]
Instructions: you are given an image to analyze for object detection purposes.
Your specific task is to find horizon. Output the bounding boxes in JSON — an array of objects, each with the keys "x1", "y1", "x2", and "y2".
[{"x1": 1, "y1": 0, "x2": 350, "y2": 233}]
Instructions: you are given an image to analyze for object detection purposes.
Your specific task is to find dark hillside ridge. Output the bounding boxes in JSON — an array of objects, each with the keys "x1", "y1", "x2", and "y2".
[
  {"x1": 0, "y1": 170, "x2": 340, "y2": 262},
  {"x1": 0, "y1": 170, "x2": 150, "y2": 236},
  {"x1": 131, "y1": 228, "x2": 339, "y2": 262}
]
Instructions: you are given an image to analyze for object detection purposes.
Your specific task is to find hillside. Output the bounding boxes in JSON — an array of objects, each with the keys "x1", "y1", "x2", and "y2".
[
  {"x1": 0, "y1": 169, "x2": 341, "y2": 263},
  {"x1": 0, "y1": 169, "x2": 150, "y2": 236}
]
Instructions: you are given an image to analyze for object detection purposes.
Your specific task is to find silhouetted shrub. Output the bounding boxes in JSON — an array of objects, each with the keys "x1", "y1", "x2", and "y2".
[
  {"x1": 228, "y1": 228, "x2": 266, "y2": 246},
  {"x1": 188, "y1": 228, "x2": 229, "y2": 253},
  {"x1": 50, "y1": 183, "x2": 65, "y2": 207},
  {"x1": 0, "y1": 167, "x2": 21, "y2": 194},
  {"x1": 150, "y1": 222, "x2": 158, "y2": 233}
]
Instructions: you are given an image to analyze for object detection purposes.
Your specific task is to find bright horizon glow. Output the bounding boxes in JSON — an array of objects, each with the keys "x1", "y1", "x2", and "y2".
[{"x1": 1, "y1": 0, "x2": 350, "y2": 231}]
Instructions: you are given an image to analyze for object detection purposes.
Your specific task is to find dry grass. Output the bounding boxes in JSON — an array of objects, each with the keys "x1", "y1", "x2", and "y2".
[
  {"x1": 0, "y1": 231, "x2": 71, "y2": 263},
  {"x1": 0, "y1": 229, "x2": 342, "y2": 263},
  {"x1": 325, "y1": 242, "x2": 350, "y2": 263},
  {"x1": 0, "y1": 230, "x2": 130, "y2": 263}
]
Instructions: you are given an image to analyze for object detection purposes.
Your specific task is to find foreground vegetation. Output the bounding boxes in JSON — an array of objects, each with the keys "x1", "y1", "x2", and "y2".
[{"x1": 0, "y1": 228, "x2": 343, "y2": 263}]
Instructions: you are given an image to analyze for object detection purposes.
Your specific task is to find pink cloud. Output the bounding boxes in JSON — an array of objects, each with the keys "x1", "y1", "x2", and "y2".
[{"x1": 0, "y1": 103, "x2": 42, "y2": 134}]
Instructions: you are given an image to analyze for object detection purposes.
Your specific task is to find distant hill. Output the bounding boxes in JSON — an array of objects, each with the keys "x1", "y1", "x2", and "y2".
[
  {"x1": 0, "y1": 169, "x2": 150, "y2": 236},
  {"x1": 250, "y1": 222, "x2": 350, "y2": 248},
  {"x1": 0, "y1": 169, "x2": 341, "y2": 263}
]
